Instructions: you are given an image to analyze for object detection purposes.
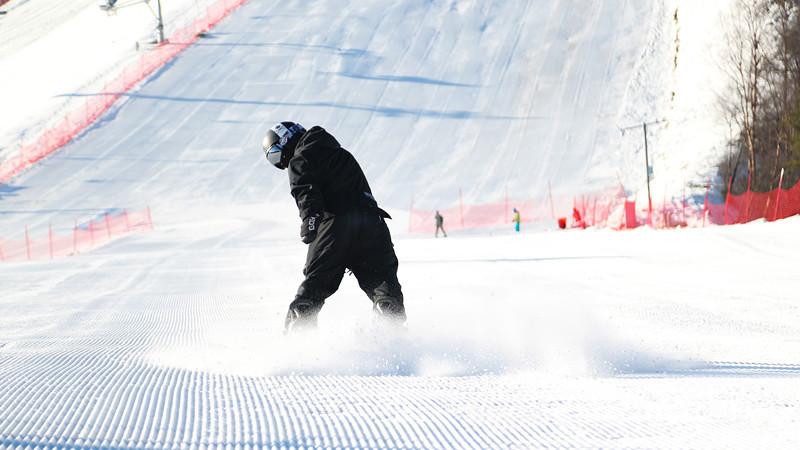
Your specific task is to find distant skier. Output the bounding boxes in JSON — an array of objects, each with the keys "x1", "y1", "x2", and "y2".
[
  {"x1": 434, "y1": 210, "x2": 447, "y2": 238},
  {"x1": 512, "y1": 208, "x2": 521, "y2": 232},
  {"x1": 261, "y1": 122, "x2": 406, "y2": 333}
]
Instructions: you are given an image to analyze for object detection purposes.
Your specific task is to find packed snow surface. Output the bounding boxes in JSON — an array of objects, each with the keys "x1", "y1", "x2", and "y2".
[
  {"x1": 2, "y1": 217, "x2": 799, "y2": 448},
  {"x1": 1, "y1": 0, "x2": 799, "y2": 448}
]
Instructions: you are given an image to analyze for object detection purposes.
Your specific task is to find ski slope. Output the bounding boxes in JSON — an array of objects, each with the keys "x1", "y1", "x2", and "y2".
[
  {"x1": 1, "y1": 218, "x2": 799, "y2": 448},
  {"x1": 1, "y1": 0, "x2": 799, "y2": 448}
]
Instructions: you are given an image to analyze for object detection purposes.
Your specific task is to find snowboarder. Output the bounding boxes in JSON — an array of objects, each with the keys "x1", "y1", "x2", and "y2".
[
  {"x1": 261, "y1": 122, "x2": 406, "y2": 333},
  {"x1": 434, "y1": 210, "x2": 447, "y2": 238},
  {"x1": 512, "y1": 208, "x2": 521, "y2": 232}
]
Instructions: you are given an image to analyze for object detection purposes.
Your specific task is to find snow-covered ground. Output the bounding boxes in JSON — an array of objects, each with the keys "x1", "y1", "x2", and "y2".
[
  {"x1": 0, "y1": 0, "x2": 222, "y2": 157},
  {"x1": 1, "y1": 0, "x2": 799, "y2": 448},
  {"x1": 2, "y1": 214, "x2": 799, "y2": 448}
]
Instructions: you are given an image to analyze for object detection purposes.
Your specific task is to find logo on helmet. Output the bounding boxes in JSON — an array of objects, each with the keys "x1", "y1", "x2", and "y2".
[{"x1": 271, "y1": 123, "x2": 291, "y2": 147}]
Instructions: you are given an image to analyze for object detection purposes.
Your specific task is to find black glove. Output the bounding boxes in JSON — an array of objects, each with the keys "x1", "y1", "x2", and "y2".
[{"x1": 300, "y1": 213, "x2": 321, "y2": 244}]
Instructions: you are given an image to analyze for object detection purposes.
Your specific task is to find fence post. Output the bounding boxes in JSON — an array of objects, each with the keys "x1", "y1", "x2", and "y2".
[
  {"x1": 49, "y1": 223, "x2": 54, "y2": 260},
  {"x1": 124, "y1": 209, "x2": 131, "y2": 232},
  {"x1": 682, "y1": 184, "x2": 687, "y2": 225},
  {"x1": 407, "y1": 195, "x2": 414, "y2": 233},
  {"x1": 745, "y1": 170, "x2": 752, "y2": 223},
  {"x1": 548, "y1": 180, "x2": 555, "y2": 219},
  {"x1": 146, "y1": 206, "x2": 153, "y2": 229},
  {"x1": 703, "y1": 181, "x2": 709, "y2": 227},
  {"x1": 90, "y1": 220, "x2": 95, "y2": 248},
  {"x1": 724, "y1": 173, "x2": 733, "y2": 225},
  {"x1": 25, "y1": 225, "x2": 31, "y2": 260},
  {"x1": 504, "y1": 186, "x2": 509, "y2": 223},
  {"x1": 773, "y1": 168, "x2": 785, "y2": 221},
  {"x1": 105, "y1": 212, "x2": 112, "y2": 239},
  {"x1": 458, "y1": 189, "x2": 464, "y2": 228}
]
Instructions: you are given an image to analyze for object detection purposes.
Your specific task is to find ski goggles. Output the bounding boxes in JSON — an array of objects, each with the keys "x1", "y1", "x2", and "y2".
[{"x1": 264, "y1": 142, "x2": 284, "y2": 167}]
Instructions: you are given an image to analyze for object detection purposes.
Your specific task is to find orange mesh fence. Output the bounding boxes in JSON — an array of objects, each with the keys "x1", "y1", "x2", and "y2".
[
  {"x1": 0, "y1": 208, "x2": 153, "y2": 262},
  {"x1": 706, "y1": 179, "x2": 800, "y2": 225},
  {"x1": 409, "y1": 179, "x2": 800, "y2": 233},
  {"x1": 0, "y1": 0, "x2": 249, "y2": 183},
  {"x1": 409, "y1": 187, "x2": 627, "y2": 233}
]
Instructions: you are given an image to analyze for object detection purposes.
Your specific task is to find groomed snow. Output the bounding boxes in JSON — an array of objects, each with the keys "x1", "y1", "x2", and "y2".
[
  {"x1": 1, "y1": 213, "x2": 799, "y2": 448},
  {"x1": 1, "y1": 0, "x2": 799, "y2": 448}
]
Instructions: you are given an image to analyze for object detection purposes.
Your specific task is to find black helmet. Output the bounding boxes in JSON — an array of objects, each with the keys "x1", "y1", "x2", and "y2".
[{"x1": 262, "y1": 121, "x2": 306, "y2": 169}]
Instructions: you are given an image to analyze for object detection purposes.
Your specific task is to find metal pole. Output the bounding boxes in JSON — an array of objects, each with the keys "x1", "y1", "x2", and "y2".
[
  {"x1": 643, "y1": 122, "x2": 653, "y2": 225},
  {"x1": 156, "y1": 0, "x2": 165, "y2": 43}
]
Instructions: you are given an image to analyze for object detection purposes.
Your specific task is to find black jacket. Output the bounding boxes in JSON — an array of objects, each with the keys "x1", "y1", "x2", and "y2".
[{"x1": 288, "y1": 126, "x2": 385, "y2": 219}]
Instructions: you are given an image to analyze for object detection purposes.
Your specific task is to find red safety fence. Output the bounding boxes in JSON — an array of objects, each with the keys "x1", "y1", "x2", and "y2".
[
  {"x1": 0, "y1": 208, "x2": 153, "y2": 262},
  {"x1": 409, "y1": 178, "x2": 800, "y2": 233},
  {"x1": 409, "y1": 186, "x2": 628, "y2": 233},
  {"x1": 706, "y1": 181, "x2": 800, "y2": 225},
  {"x1": 625, "y1": 174, "x2": 800, "y2": 229},
  {"x1": 0, "y1": 0, "x2": 10, "y2": 8},
  {"x1": 0, "y1": 0, "x2": 249, "y2": 184}
]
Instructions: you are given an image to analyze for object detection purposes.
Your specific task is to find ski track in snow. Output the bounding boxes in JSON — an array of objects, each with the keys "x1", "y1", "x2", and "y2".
[
  {"x1": 0, "y1": 290, "x2": 798, "y2": 449},
  {"x1": 1, "y1": 0, "x2": 800, "y2": 448}
]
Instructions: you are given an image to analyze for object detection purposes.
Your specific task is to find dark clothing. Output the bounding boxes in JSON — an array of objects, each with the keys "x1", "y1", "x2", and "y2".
[
  {"x1": 286, "y1": 127, "x2": 404, "y2": 323},
  {"x1": 293, "y1": 210, "x2": 403, "y2": 311},
  {"x1": 434, "y1": 212, "x2": 446, "y2": 238},
  {"x1": 289, "y1": 126, "x2": 383, "y2": 220}
]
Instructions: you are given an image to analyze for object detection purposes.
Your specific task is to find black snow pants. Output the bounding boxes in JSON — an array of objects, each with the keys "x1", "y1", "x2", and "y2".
[{"x1": 290, "y1": 210, "x2": 404, "y2": 319}]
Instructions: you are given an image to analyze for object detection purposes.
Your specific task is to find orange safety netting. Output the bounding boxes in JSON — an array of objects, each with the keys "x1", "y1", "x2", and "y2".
[
  {"x1": 409, "y1": 180, "x2": 800, "y2": 233},
  {"x1": 706, "y1": 180, "x2": 800, "y2": 225},
  {"x1": 409, "y1": 187, "x2": 627, "y2": 233},
  {"x1": 0, "y1": 0, "x2": 248, "y2": 183},
  {"x1": 0, "y1": 208, "x2": 153, "y2": 262}
]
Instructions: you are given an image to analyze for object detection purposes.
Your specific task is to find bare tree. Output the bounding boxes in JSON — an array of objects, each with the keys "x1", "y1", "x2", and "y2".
[
  {"x1": 718, "y1": 0, "x2": 800, "y2": 192},
  {"x1": 721, "y1": 0, "x2": 770, "y2": 190}
]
